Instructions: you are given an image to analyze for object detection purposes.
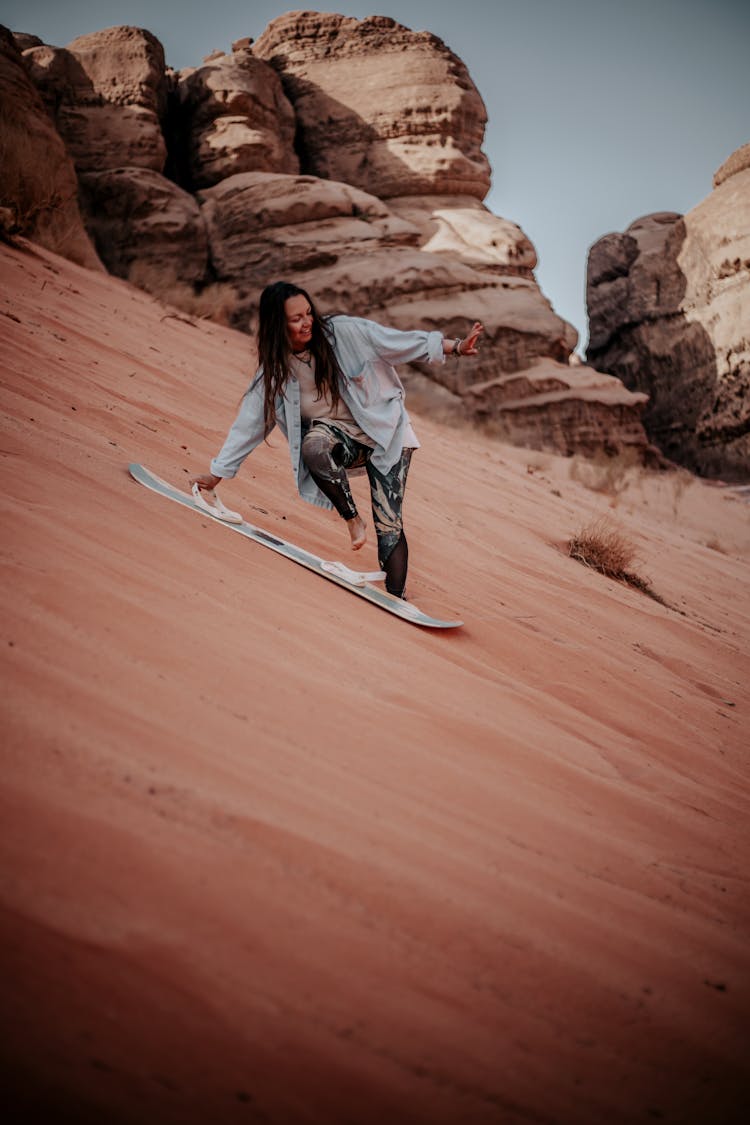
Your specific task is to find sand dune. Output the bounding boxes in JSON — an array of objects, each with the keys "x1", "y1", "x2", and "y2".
[{"x1": 1, "y1": 240, "x2": 749, "y2": 1124}]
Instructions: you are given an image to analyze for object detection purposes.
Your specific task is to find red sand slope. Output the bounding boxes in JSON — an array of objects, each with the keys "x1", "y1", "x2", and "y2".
[{"x1": 1, "y1": 240, "x2": 749, "y2": 1124}]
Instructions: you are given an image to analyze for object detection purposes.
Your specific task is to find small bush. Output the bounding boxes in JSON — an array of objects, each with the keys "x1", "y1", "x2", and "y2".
[
  {"x1": 568, "y1": 517, "x2": 667, "y2": 604},
  {"x1": 568, "y1": 517, "x2": 637, "y2": 576}
]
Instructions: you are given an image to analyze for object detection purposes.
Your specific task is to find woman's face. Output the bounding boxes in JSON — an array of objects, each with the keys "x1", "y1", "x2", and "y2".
[{"x1": 284, "y1": 294, "x2": 313, "y2": 351}]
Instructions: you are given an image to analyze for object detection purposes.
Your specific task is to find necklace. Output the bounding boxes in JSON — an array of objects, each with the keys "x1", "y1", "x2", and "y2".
[{"x1": 292, "y1": 348, "x2": 312, "y2": 366}]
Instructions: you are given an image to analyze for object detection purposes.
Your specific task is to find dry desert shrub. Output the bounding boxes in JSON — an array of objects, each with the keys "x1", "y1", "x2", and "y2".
[{"x1": 568, "y1": 517, "x2": 666, "y2": 604}]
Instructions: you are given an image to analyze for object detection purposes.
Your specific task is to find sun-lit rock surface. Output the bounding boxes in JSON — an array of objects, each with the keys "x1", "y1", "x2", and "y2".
[{"x1": 254, "y1": 10, "x2": 491, "y2": 200}]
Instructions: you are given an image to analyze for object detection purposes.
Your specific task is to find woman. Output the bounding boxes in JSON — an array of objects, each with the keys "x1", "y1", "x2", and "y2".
[{"x1": 191, "y1": 281, "x2": 483, "y2": 599}]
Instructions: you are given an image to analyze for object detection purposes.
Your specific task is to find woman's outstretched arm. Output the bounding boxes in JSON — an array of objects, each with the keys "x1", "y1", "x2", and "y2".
[{"x1": 340, "y1": 317, "x2": 484, "y2": 366}]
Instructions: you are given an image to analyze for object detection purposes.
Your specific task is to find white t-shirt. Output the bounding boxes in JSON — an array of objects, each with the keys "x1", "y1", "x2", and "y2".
[{"x1": 291, "y1": 354, "x2": 375, "y2": 448}]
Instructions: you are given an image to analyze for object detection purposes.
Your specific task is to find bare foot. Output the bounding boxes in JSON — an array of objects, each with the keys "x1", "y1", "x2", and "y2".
[{"x1": 347, "y1": 515, "x2": 367, "y2": 550}]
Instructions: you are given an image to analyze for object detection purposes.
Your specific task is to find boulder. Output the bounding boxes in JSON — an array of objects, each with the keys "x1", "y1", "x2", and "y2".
[
  {"x1": 64, "y1": 25, "x2": 167, "y2": 114},
  {"x1": 23, "y1": 28, "x2": 168, "y2": 173},
  {"x1": 174, "y1": 47, "x2": 299, "y2": 188},
  {"x1": 58, "y1": 102, "x2": 167, "y2": 172},
  {"x1": 22, "y1": 43, "x2": 96, "y2": 111},
  {"x1": 586, "y1": 214, "x2": 685, "y2": 353},
  {"x1": 26, "y1": 32, "x2": 167, "y2": 173},
  {"x1": 254, "y1": 11, "x2": 490, "y2": 200},
  {"x1": 587, "y1": 148, "x2": 750, "y2": 478},
  {"x1": 78, "y1": 167, "x2": 208, "y2": 287},
  {"x1": 0, "y1": 26, "x2": 101, "y2": 269}
]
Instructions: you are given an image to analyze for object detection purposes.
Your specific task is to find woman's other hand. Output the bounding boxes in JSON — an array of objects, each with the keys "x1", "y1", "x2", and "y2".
[
  {"x1": 460, "y1": 322, "x2": 484, "y2": 356},
  {"x1": 189, "y1": 472, "x2": 223, "y2": 491}
]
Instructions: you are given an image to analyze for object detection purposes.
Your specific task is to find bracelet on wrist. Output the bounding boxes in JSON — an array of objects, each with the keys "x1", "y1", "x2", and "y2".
[{"x1": 452, "y1": 337, "x2": 463, "y2": 357}]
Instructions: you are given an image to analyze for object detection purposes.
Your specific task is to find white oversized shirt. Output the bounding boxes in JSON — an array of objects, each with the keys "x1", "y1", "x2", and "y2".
[{"x1": 210, "y1": 315, "x2": 446, "y2": 510}]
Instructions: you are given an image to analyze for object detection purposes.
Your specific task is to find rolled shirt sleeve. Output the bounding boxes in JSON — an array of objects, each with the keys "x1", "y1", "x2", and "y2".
[{"x1": 356, "y1": 319, "x2": 446, "y2": 366}]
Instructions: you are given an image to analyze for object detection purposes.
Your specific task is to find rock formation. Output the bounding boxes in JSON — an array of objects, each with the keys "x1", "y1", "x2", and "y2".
[
  {"x1": 0, "y1": 26, "x2": 100, "y2": 268},
  {"x1": 253, "y1": 10, "x2": 490, "y2": 200},
  {"x1": 78, "y1": 168, "x2": 208, "y2": 287},
  {"x1": 25, "y1": 27, "x2": 168, "y2": 173},
  {"x1": 587, "y1": 146, "x2": 750, "y2": 478},
  {"x1": 462, "y1": 358, "x2": 650, "y2": 458},
  {"x1": 3, "y1": 13, "x2": 652, "y2": 461},
  {"x1": 174, "y1": 47, "x2": 299, "y2": 188},
  {"x1": 17, "y1": 25, "x2": 210, "y2": 286}
]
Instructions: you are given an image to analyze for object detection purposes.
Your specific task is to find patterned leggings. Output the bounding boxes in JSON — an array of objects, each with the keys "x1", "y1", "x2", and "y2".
[{"x1": 301, "y1": 420, "x2": 413, "y2": 598}]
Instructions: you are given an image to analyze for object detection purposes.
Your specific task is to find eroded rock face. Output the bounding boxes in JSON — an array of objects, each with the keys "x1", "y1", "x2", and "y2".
[
  {"x1": 254, "y1": 11, "x2": 491, "y2": 200},
  {"x1": 11, "y1": 31, "x2": 42, "y2": 51},
  {"x1": 175, "y1": 48, "x2": 299, "y2": 188},
  {"x1": 462, "y1": 359, "x2": 650, "y2": 459},
  {"x1": 24, "y1": 28, "x2": 167, "y2": 172},
  {"x1": 198, "y1": 170, "x2": 571, "y2": 365},
  {"x1": 0, "y1": 26, "x2": 101, "y2": 268},
  {"x1": 65, "y1": 25, "x2": 167, "y2": 114},
  {"x1": 199, "y1": 171, "x2": 419, "y2": 294},
  {"x1": 587, "y1": 151, "x2": 750, "y2": 478},
  {"x1": 78, "y1": 167, "x2": 208, "y2": 287}
]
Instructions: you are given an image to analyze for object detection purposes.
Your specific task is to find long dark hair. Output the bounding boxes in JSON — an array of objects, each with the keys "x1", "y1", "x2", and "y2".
[{"x1": 257, "y1": 281, "x2": 342, "y2": 436}]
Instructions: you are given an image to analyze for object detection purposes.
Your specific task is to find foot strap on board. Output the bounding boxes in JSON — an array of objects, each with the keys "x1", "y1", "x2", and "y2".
[
  {"x1": 320, "y1": 561, "x2": 387, "y2": 587},
  {"x1": 191, "y1": 484, "x2": 243, "y2": 524}
]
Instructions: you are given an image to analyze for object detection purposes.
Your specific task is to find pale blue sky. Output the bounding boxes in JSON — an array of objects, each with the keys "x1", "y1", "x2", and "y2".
[{"x1": 4, "y1": 0, "x2": 748, "y2": 349}]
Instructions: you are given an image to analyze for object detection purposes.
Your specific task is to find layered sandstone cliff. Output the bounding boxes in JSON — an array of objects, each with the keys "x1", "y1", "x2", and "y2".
[
  {"x1": 2, "y1": 14, "x2": 651, "y2": 460},
  {"x1": 587, "y1": 145, "x2": 750, "y2": 478}
]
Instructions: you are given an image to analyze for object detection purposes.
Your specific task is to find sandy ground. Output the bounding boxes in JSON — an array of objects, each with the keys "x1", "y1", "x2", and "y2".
[{"x1": 1, "y1": 239, "x2": 749, "y2": 1124}]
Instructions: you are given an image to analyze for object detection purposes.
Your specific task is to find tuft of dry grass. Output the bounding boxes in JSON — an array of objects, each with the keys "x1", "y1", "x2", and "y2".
[{"x1": 568, "y1": 517, "x2": 667, "y2": 605}]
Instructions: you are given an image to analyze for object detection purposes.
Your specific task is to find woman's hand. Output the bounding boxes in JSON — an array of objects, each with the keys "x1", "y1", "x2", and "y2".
[
  {"x1": 189, "y1": 472, "x2": 223, "y2": 492},
  {"x1": 459, "y1": 322, "x2": 484, "y2": 356}
]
